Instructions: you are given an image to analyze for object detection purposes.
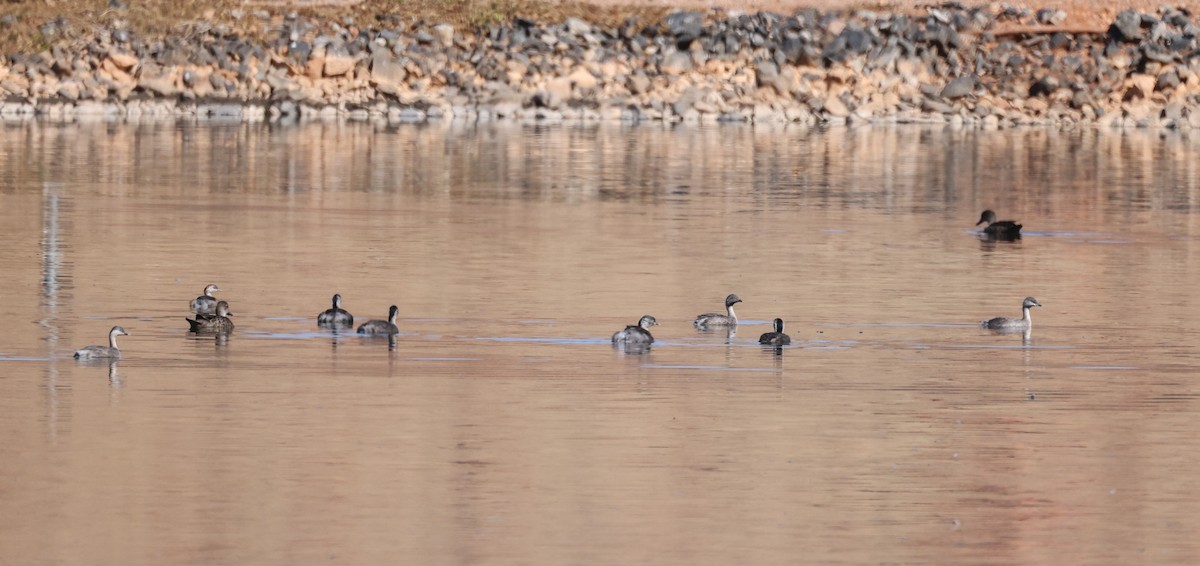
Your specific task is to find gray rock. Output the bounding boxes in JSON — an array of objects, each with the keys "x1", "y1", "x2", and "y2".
[
  {"x1": 665, "y1": 11, "x2": 703, "y2": 44},
  {"x1": 660, "y1": 50, "x2": 693, "y2": 74},
  {"x1": 940, "y1": 75, "x2": 976, "y2": 99},
  {"x1": 922, "y1": 98, "x2": 954, "y2": 113},
  {"x1": 432, "y1": 24, "x2": 455, "y2": 48},
  {"x1": 370, "y1": 51, "x2": 407, "y2": 87},
  {"x1": 1111, "y1": 10, "x2": 1142, "y2": 42},
  {"x1": 1156, "y1": 69, "x2": 1181, "y2": 91},
  {"x1": 1163, "y1": 102, "x2": 1184, "y2": 121},
  {"x1": 779, "y1": 35, "x2": 818, "y2": 66},
  {"x1": 564, "y1": 17, "x2": 590, "y2": 36},
  {"x1": 822, "y1": 27, "x2": 874, "y2": 63},
  {"x1": 1029, "y1": 76, "x2": 1058, "y2": 97},
  {"x1": 1036, "y1": 9, "x2": 1066, "y2": 25},
  {"x1": 626, "y1": 72, "x2": 650, "y2": 95},
  {"x1": 1070, "y1": 90, "x2": 1092, "y2": 109}
]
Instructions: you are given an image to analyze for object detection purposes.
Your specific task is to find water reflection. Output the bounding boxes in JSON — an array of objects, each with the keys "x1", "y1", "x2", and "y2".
[
  {"x1": 986, "y1": 326, "x2": 1034, "y2": 347},
  {"x1": 695, "y1": 326, "x2": 738, "y2": 342},
  {"x1": 2, "y1": 122, "x2": 1200, "y2": 565},
  {"x1": 612, "y1": 342, "x2": 652, "y2": 355}
]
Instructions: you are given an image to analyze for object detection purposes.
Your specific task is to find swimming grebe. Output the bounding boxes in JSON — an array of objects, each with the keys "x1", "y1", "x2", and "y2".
[
  {"x1": 357, "y1": 305, "x2": 400, "y2": 335},
  {"x1": 74, "y1": 326, "x2": 129, "y2": 359},
  {"x1": 758, "y1": 318, "x2": 792, "y2": 346},
  {"x1": 317, "y1": 293, "x2": 354, "y2": 327},
  {"x1": 613, "y1": 315, "x2": 657, "y2": 346},
  {"x1": 982, "y1": 297, "x2": 1041, "y2": 330},
  {"x1": 694, "y1": 294, "x2": 742, "y2": 329}
]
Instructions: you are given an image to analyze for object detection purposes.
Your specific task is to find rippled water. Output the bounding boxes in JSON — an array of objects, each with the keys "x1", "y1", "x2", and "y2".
[{"x1": 3, "y1": 121, "x2": 1200, "y2": 564}]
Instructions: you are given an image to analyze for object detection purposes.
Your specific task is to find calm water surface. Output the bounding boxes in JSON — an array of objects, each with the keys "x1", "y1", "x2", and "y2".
[{"x1": 2, "y1": 122, "x2": 1200, "y2": 564}]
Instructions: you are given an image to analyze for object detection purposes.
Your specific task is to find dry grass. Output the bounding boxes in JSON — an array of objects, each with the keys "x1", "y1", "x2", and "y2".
[
  {"x1": 0, "y1": 0, "x2": 672, "y2": 54},
  {"x1": 4, "y1": 0, "x2": 1199, "y2": 55}
]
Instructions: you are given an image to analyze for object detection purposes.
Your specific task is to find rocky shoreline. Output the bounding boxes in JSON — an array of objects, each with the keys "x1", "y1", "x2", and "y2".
[{"x1": 2, "y1": 4, "x2": 1200, "y2": 128}]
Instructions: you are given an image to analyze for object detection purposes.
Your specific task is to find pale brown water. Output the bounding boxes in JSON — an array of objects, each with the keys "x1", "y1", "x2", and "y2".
[{"x1": 2, "y1": 122, "x2": 1200, "y2": 565}]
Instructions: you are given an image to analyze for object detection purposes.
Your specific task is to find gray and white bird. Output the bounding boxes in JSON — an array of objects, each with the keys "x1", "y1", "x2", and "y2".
[
  {"x1": 613, "y1": 315, "x2": 657, "y2": 347},
  {"x1": 694, "y1": 293, "x2": 742, "y2": 329},
  {"x1": 74, "y1": 326, "x2": 129, "y2": 359},
  {"x1": 982, "y1": 297, "x2": 1042, "y2": 330}
]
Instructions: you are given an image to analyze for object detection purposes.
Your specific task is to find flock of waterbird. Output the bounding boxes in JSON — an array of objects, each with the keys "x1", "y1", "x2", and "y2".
[
  {"x1": 72, "y1": 286, "x2": 409, "y2": 360},
  {"x1": 73, "y1": 210, "x2": 1034, "y2": 359}
]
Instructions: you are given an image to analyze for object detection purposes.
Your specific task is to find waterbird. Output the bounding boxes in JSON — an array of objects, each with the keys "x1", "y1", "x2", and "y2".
[
  {"x1": 976, "y1": 210, "x2": 1022, "y2": 239},
  {"x1": 758, "y1": 318, "x2": 792, "y2": 346},
  {"x1": 187, "y1": 301, "x2": 234, "y2": 333},
  {"x1": 981, "y1": 297, "x2": 1041, "y2": 330},
  {"x1": 693, "y1": 293, "x2": 742, "y2": 329},
  {"x1": 190, "y1": 283, "x2": 221, "y2": 314},
  {"x1": 74, "y1": 326, "x2": 129, "y2": 359},
  {"x1": 612, "y1": 315, "x2": 657, "y2": 347},
  {"x1": 317, "y1": 293, "x2": 354, "y2": 327},
  {"x1": 357, "y1": 305, "x2": 400, "y2": 335}
]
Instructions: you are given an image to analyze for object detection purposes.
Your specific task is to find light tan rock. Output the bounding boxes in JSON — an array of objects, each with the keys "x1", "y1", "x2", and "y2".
[
  {"x1": 306, "y1": 48, "x2": 325, "y2": 80},
  {"x1": 568, "y1": 67, "x2": 597, "y2": 91},
  {"x1": 370, "y1": 52, "x2": 407, "y2": 90},
  {"x1": 1124, "y1": 73, "x2": 1155, "y2": 100},
  {"x1": 546, "y1": 76, "x2": 572, "y2": 101},
  {"x1": 107, "y1": 51, "x2": 138, "y2": 71},
  {"x1": 824, "y1": 95, "x2": 850, "y2": 117},
  {"x1": 432, "y1": 24, "x2": 455, "y2": 48},
  {"x1": 324, "y1": 52, "x2": 355, "y2": 77}
]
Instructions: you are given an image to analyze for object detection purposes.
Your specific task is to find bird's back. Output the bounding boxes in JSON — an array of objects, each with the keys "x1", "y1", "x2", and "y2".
[
  {"x1": 758, "y1": 332, "x2": 791, "y2": 346},
  {"x1": 613, "y1": 325, "x2": 653, "y2": 344},
  {"x1": 356, "y1": 320, "x2": 399, "y2": 335},
  {"x1": 318, "y1": 308, "x2": 354, "y2": 326},
  {"x1": 74, "y1": 345, "x2": 119, "y2": 359}
]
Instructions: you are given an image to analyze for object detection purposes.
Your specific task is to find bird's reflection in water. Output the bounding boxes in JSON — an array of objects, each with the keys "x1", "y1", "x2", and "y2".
[
  {"x1": 613, "y1": 342, "x2": 652, "y2": 356},
  {"x1": 107, "y1": 360, "x2": 121, "y2": 388},
  {"x1": 695, "y1": 326, "x2": 737, "y2": 343},
  {"x1": 977, "y1": 233, "x2": 1022, "y2": 251},
  {"x1": 987, "y1": 326, "x2": 1033, "y2": 347}
]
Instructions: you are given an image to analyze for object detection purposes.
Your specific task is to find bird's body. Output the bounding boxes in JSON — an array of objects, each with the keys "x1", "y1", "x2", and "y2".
[
  {"x1": 758, "y1": 318, "x2": 792, "y2": 346},
  {"x1": 318, "y1": 293, "x2": 354, "y2": 327},
  {"x1": 982, "y1": 297, "x2": 1042, "y2": 330},
  {"x1": 357, "y1": 305, "x2": 400, "y2": 335},
  {"x1": 74, "y1": 326, "x2": 129, "y2": 359},
  {"x1": 613, "y1": 315, "x2": 657, "y2": 347},
  {"x1": 190, "y1": 284, "x2": 221, "y2": 315},
  {"x1": 694, "y1": 294, "x2": 743, "y2": 329},
  {"x1": 187, "y1": 301, "x2": 234, "y2": 333},
  {"x1": 976, "y1": 210, "x2": 1022, "y2": 239}
]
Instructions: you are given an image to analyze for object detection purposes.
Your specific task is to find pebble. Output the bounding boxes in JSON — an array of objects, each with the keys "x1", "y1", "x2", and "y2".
[{"x1": 0, "y1": 6, "x2": 1196, "y2": 128}]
